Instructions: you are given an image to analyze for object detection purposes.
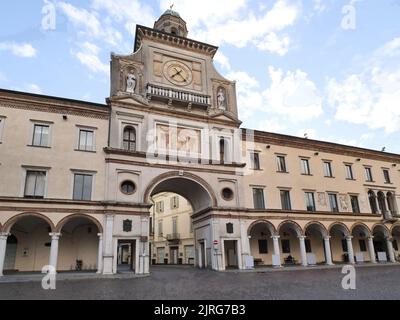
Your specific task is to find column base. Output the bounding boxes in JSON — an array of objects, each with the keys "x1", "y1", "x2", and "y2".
[{"x1": 102, "y1": 256, "x2": 114, "y2": 275}]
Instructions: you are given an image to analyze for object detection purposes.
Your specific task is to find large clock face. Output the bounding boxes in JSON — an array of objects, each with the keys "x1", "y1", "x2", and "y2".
[{"x1": 163, "y1": 61, "x2": 193, "y2": 86}]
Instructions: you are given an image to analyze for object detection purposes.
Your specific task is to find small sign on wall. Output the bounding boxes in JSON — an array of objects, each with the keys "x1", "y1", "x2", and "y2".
[{"x1": 123, "y1": 219, "x2": 133, "y2": 232}]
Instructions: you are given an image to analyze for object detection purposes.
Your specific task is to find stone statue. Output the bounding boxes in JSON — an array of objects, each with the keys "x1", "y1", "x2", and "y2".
[
  {"x1": 126, "y1": 73, "x2": 136, "y2": 93},
  {"x1": 217, "y1": 88, "x2": 226, "y2": 110}
]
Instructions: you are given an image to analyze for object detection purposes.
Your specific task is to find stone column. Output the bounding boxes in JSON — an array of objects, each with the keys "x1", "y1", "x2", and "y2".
[
  {"x1": 346, "y1": 236, "x2": 355, "y2": 264},
  {"x1": 324, "y1": 236, "x2": 334, "y2": 265},
  {"x1": 240, "y1": 221, "x2": 250, "y2": 270},
  {"x1": 298, "y1": 236, "x2": 308, "y2": 267},
  {"x1": 97, "y1": 233, "x2": 103, "y2": 274},
  {"x1": 368, "y1": 237, "x2": 377, "y2": 263},
  {"x1": 139, "y1": 216, "x2": 150, "y2": 275},
  {"x1": 271, "y1": 235, "x2": 282, "y2": 267},
  {"x1": 0, "y1": 233, "x2": 9, "y2": 276},
  {"x1": 49, "y1": 233, "x2": 61, "y2": 271},
  {"x1": 387, "y1": 238, "x2": 396, "y2": 263},
  {"x1": 103, "y1": 214, "x2": 115, "y2": 275}
]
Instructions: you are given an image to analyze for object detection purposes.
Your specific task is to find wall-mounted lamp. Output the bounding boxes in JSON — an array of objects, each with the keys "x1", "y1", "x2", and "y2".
[
  {"x1": 314, "y1": 152, "x2": 319, "y2": 156},
  {"x1": 393, "y1": 164, "x2": 397, "y2": 167},
  {"x1": 356, "y1": 158, "x2": 361, "y2": 162},
  {"x1": 63, "y1": 115, "x2": 68, "y2": 120},
  {"x1": 266, "y1": 145, "x2": 271, "y2": 149}
]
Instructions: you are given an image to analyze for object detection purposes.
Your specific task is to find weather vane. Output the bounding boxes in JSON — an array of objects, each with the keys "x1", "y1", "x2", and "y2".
[{"x1": 170, "y1": 4, "x2": 174, "y2": 10}]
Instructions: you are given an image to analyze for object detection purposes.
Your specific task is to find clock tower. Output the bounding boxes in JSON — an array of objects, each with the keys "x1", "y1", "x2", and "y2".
[{"x1": 104, "y1": 10, "x2": 247, "y2": 274}]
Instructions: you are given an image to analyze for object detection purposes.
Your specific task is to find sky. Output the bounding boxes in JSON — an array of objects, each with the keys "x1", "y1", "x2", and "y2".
[{"x1": 0, "y1": 0, "x2": 399, "y2": 153}]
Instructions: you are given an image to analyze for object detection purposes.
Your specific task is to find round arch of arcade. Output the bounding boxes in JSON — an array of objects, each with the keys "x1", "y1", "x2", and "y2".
[
  {"x1": 2, "y1": 212, "x2": 56, "y2": 233},
  {"x1": 246, "y1": 219, "x2": 399, "y2": 268},
  {"x1": 143, "y1": 171, "x2": 218, "y2": 212},
  {"x1": 0, "y1": 212, "x2": 104, "y2": 275}
]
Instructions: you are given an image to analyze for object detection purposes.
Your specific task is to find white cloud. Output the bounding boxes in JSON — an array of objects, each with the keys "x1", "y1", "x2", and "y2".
[
  {"x1": 256, "y1": 118, "x2": 287, "y2": 133},
  {"x1": 71, "y1": 42, "x2": 109, "y2": 74},
  {"x1": 0, "y1": 42, "x2": 36, "y2": 58},
  {"x1": 58, "y1": 2, "x2": 123, "y2": 47},
  {"x1": 159, "y1": 0, "x2": 299, "y2": 55},
  {"x1": 264, "y1": 67, "x2": 323, "y2": 121},
  {"x1": 226, "y1": 71, "x2": 264, "y2": 120},
  {"x1": 213, "y1": 51, "x2": 231, "y2": 71},
  {"x1": 257, "y1": 32, "x2": 290, "y2": 56},
  {"x1": 25, "y1": 84, "x2": 42, "y2": 94},
  {"x1": 327, "y1": 37, "x2": 400, "y2": 134}
]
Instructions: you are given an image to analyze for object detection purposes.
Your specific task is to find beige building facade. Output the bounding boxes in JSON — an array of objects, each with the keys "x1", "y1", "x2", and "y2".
[
  {"x1": 151, "y1": 193, "x2": 194, "y2": 265},
  {"x1": 1, "y1": 10, "x2": 400, "y2": 276}
]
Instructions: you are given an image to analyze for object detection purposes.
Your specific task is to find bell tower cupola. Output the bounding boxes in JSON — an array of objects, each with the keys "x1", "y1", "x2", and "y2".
[{"x1": 154, "y1": 7, "x2": 188, "y2": 38}]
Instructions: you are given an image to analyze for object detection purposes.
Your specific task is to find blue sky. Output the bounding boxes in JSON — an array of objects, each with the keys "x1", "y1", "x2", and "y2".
[{"x1": 0, "y1": 0, "x2": 399, "y2": 153}]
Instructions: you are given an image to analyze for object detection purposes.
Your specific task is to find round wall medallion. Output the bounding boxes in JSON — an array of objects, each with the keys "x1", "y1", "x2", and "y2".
[
  {"x1": 120, "y1": 181, "x2": 136, "y2": 195},
  {"x1": 163, "y1": 60, "x2": 193, "y2": 86}
]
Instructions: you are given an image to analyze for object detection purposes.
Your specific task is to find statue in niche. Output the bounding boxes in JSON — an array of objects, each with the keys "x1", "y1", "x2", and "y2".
[
  {"x1": 217, "y1": 87, "x2": 227, "y2": 110},
  {"x1": 126, "y1": 72, "x2": 137, "y2": 94}
]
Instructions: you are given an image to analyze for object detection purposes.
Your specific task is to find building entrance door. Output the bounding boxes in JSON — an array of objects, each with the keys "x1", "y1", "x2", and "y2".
[
  {"x1": 170, "y1": 247, "x2": 179, "y2": 264},
  {"x1": 117, "y1": 240, "x2": 136, "y2": 272},
  {"x1": 224, "y1": 240, "x2": 239, "y2": 269},
  {"x1": 157, "y1": 247, "x2": 165, "y2": 264}
]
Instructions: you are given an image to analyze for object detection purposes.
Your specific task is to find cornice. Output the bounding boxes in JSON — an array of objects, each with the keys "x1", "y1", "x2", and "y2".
[
  {"x1": 247, "y1": 129, "x2": 400, "y2": 163},
  {"x1": 135, "y1": 25, "x2": 218, "y2": 58},
  {"x1": 0, "y1": 89, "x2": 110, "y2": 120}
]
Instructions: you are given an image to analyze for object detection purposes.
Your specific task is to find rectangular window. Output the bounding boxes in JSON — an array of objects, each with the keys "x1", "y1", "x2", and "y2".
[
  {"x1": 323, "y1": 161, "x2": 333, "y2": 177},
  {"x1": 301, "y1": 159, "x2": 311, "y2": 175},
  {"x1": 24, "y1": 171, "x2": 46, "y2": 198},
  {"x1": 328, "y1": 193, "x2": 339, "y2": 212},
  {"x1": 281, "y1": 240, "x2": 291, "y2": 254},
  {"x1": 250, "y1": 152, "x2": 261, "y2": 170},
  {"x1": 258, "y1": 240, "x2": 268, "y2": 254},
  {"x1": 156, "y1": 201, "x2": 164, "y2": 213},
  {"x1": 359, "y1": 240, "x2": 367, "y2": 252},
  {"x1": 171, "y1": 196, "x2": 179, "y2": 209},
  {"x1": 345, "y1": 164, "x2": 354, "y2": 180},
  {"x1": 305, "y1": 192, "x2": 316, "y2": 212},
  {"x1": 350, "y1": 195, "x2": 360, "y2": 214},
  {"x1": 383, "y1": 169, "x2": 391, "y2": 184},
  {"x1": 32, "y1": 124, "x2": 50, "y2": 147},
  {"x1": 365, "y1": 167, "x2": 373, "y2": 182},
  {"x1": 280, "y1": 190, "x2": 292, "y2": 210},
  {"x1": 172, "y1": 217, "x2": 178, "y2": 235},
  {"x1": 78, "y1": 129, "x2": 95, "y2": 151},
  {"x1": 158, "y1": 221, "x2": 163, "y2": 237},
  {"x1": 305, "y1": 239, "x2": 312, "y2": 253},
  {"x1": 253, "y1": 188, "x2": 266, "y2": 210},
  {"x1": 73, "y1": 174, "x2": 93, "y2": 201},
  {"x1": 277, "y1": 156, "x2": 287, "y2": 173}
]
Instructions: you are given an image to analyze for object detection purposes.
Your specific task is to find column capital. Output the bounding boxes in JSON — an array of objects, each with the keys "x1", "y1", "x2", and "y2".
[
  {"x1": 386, "y1": 237, "x2": 394, "y2": 242},
  {"x1": 0, "y1": 233, "x2": 10, "y2": 239},
  {"x1": 368, "y1": 236, "x2": 374, "y2": 241},
  {"x1": 97, "y1": 233, "x2": 103, "y2": 239},
  {"x1": 324, "y1": 236, "x2": 331, "y2": 241},
  {"x1": 49, "y1": 232, "x2": 61, "y2": 240},
  {"x1": 346, "y1": 236, "x2": 353, "y2": 241},
  {"x1": 271, "y1": 235, "x2": 280, "y2": 240},
  {"x1": 298, "y1": 235, "x2": 306, "y2": 241}
]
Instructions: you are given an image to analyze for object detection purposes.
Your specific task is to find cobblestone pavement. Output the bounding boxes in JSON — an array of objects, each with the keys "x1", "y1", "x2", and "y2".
[{"x1": 1, "y1": 265, "x2": 400, "y2": 300}]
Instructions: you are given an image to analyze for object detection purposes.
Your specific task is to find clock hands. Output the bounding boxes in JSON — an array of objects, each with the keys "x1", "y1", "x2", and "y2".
[{"x1": 171, "y1": 67, "x2": 187, "y2": 82}]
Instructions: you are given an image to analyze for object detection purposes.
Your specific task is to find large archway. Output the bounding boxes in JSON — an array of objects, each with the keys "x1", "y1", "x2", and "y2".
[
  {"x1": 248, "y1": 221, "x2": 277, "y2": 267},
  {"x1": 56, "y1": 215, "x2": 102, "y2": 273},
  {"x1": 329, "y1": 223, "x2": 352, "y2": 264},
  {"x1": 277, "y1": 221, "x2": 306, "y2": 266},
  {"x1": 372, "y1": 224, "x2": 395, "y2": 263},
  {"x1": 144, "y1": 172, "x2": 217, "y2": 213},
  {"x1": 304, "y1": 222, "x2": 330, "y2": 265},
  {"x1": 2, "y1": 214, "x2": 55, "y2": 273},
  {"x1": 351, "y1": 224, "x2": 374, "y2": 263}
]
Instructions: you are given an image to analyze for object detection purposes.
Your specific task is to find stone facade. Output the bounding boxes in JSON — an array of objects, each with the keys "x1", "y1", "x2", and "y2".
[{"x1": 1, "y1": 10, "x2": 400, "y2": 276}]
